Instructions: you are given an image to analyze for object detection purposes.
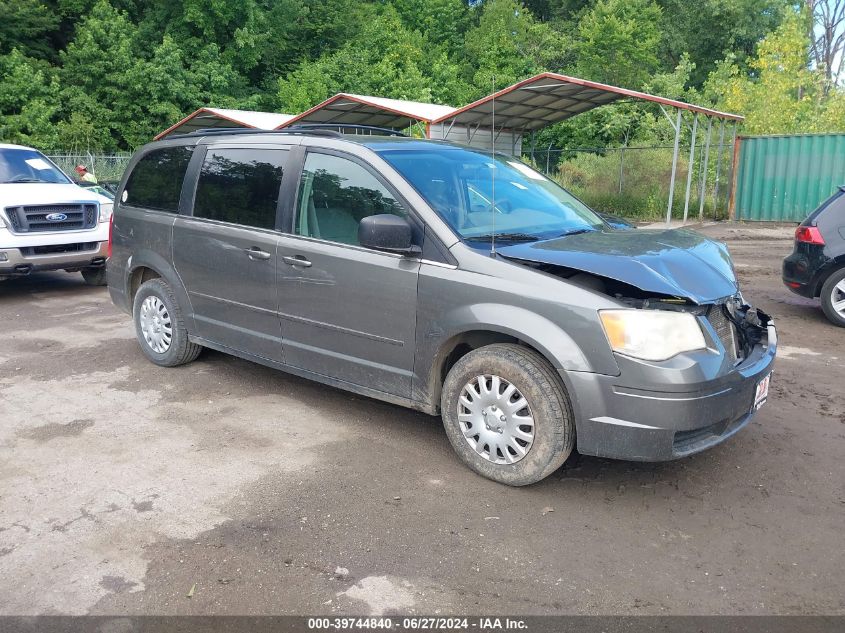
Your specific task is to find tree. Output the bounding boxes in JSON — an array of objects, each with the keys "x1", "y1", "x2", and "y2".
[
  {"x1": 656, "y1": 0, "x2": 791, "y2": 87},
  {"x1": 462, "y1": 0, "x2": 571, "y2": 95},
  {"x1": 391, "y1": 0, "x2": 471, "y2": 55},
  {"x1": 0, "y1": 50, "x2": 61, "y2": 147},
  {"x1": 576, "y1": 0, "x2": 662, "y2": 88},
  {"x1": 277, "y1": 6, "x2": 447, "y2": 112},
  {"x1": 58, "y1": 0, "x2": 140, "y2": 150},
  {"x1": 0, "y1": 0, "x2": 60, "y2": 59},
  {"x1": 705, "y1": 9, "x2": 845, "y2": 134},
  {"x1": 807, "y1": 0, "x2": 845, "y2": 89}
]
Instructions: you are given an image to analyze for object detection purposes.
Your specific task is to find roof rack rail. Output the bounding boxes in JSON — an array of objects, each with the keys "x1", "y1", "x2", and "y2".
[
  {"x1": 174, "y1": 127, "x2": 344, "y2": 139},
  {"x1": 286, "y1": 123, "x2": 408, "y2": 137}
]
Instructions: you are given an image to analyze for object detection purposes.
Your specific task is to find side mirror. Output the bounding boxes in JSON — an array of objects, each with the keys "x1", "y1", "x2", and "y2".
[{"x1": 358, "y1": 214, "x2": 421, "y2": 255}]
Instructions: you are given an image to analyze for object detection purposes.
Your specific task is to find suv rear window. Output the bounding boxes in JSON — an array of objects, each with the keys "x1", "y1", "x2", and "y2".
[
  {"x1": 123, "y1": 146, "x2": 194, "y2": 212},
  {"x1": 193, "y1": 148, "x2": 287, "y2": 230}
]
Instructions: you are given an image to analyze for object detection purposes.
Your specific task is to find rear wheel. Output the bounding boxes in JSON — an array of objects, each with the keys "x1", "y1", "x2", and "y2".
[
  {"x1": 820, "y1": 268, "x2": 845, "y2": 327},
  {"x1": 441, "y1": 343, "x2": 574, "y2": 486},
  {"x1": 132, "y1": 278, "x2": 201, "y2": 366},
  {"x1": 81, "y1": 267, "x2": 107, "y2": 286}
]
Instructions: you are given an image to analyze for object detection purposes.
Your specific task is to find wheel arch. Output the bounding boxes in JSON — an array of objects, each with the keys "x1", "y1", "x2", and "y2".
[
  {"x1": 814, "y1": 255, "x2": 845, "y2": 296},
  {"x1": 125, "y1": 251, "x2": 195, "y2": 331},
  {"x1": 422, "y1": 317, "x2": 592, "y2": 415}
]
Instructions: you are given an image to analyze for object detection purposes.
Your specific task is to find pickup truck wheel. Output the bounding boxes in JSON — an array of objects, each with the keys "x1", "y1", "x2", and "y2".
[
  {"x1": 81, "y1": 267, "x2": 107, "y2": 286},
  {"x1": 820, "y1": 268, "x2": 845, "y2": 327},
  {"x1": 133, "y1": 278, "x2": 201, "y2": 366},
  {"x1": 441, "y1": 343, "x2": 574, "y2": 486}
]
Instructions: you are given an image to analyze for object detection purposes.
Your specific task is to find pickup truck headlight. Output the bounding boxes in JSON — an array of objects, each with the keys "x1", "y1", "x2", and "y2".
[
  {"x1": 599, "y1": 309, "x2": 707, "y2": 361},
  {"x1": 98, "y1": 202, "x2": 113, "y2": 223}
]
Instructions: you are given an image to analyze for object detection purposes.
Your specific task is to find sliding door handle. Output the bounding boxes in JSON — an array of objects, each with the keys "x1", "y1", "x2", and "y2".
[
  {"x1": 282, "y1": 255, "x2": 312, "y2": 268},
  {"x1": 245, "y1": 247, "x2": 271, "y2": 261}
]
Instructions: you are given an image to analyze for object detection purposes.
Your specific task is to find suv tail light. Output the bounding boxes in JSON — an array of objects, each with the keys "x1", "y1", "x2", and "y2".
[
  {"x1": 795, "y1": 225, "x2": 825, "y2": 245},
  {"x1": 107, "y1": 212, "x2": 114, "y2": 258}
]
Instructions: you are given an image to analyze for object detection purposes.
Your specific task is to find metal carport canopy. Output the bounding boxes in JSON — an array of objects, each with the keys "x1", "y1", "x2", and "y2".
[
  {"x1": 431, "y1": 72, "x2": 743, "y2": 227},
  {"x1": 154, "y1": 108, "x2": 296, "y2": 140},
  {"x1": 430, "y1": 72, "x2": 743, "y2": 131},
  {"x1": 277, "y1": 94, "x2": 457, "y2": 131}
]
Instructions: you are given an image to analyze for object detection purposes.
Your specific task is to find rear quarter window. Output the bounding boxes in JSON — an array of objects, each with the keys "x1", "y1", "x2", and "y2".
[
  {"x1": 805, "y1": 188, "x2": 845, "y2": 226},
  {"x1": 123, "y1": 146, "x2": 194, "y2": 212}
]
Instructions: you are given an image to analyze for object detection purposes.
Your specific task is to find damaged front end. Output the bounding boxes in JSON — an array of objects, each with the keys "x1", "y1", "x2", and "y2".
[
  {"x1": 508, "y1": 256, "x2": 773, "y2": 367},
  {"x1": 493, "y1": 229, "x2": 777, "y2": 461},
  {"x1": 496, "y1": 227, "x2": 774, "y2": 366}
]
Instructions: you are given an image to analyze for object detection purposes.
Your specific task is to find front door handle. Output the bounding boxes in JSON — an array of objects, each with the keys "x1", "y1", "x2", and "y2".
[
  {"x1": 245, "y1": 247, "x2": 271, "y2": 261},
  {"x1": 282, "y1": 255, "x2": 312, "y2": 268}
]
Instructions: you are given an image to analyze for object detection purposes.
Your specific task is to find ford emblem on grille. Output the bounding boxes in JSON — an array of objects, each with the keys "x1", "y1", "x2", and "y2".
[{"x1": 45, "y1": 213, "x2": 68, "y2": 222}]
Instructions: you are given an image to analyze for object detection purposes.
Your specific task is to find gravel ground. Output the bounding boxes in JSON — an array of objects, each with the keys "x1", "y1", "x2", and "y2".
[{"x1": 0, "y1": 224, "x2": 843, "y2": 616}]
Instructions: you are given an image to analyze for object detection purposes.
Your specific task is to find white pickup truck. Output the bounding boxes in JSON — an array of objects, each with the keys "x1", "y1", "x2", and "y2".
[{"x1": 0, "y1": 144, "x2": 112, "y2": 285}]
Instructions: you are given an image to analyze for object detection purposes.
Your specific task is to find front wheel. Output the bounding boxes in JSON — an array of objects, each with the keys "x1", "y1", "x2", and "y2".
[
  {"x1": 820, "y1": 268, "x2": 845, "y2": 327},
  {"x1": 132, "y1": 278, "x2": 201, "y2": 366},
  {"x1": 441, "y1": 343, "x2": 574, "y2": 486}
]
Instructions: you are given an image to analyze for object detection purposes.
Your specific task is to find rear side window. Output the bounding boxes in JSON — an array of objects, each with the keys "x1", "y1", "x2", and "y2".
[
  {"x1": 810, "y1": 189, "x2": 845, "y2": 223},
  {"x1": 123, "y1": 146, "x2": 194, "y2": 212},
  {"x1": 193, "y1": 148, "x2": 287, "y2": 230}
]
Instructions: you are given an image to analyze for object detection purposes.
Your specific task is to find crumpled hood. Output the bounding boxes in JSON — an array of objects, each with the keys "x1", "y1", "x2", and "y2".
[
  {"x1": 0, "y1": 182, "x2": 110, "y2": 207},
  {"x1": 498, "y1": 228, "x2": 738, "y2": 304}
]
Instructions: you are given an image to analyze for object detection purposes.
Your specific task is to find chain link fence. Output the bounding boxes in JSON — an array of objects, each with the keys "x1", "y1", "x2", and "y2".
[
  {"x1": 45, "y1": 152, "x2": 132, "y2": 185},
  {"x1": 527, "y1": 144, "x2": 735, "y2": 222}
]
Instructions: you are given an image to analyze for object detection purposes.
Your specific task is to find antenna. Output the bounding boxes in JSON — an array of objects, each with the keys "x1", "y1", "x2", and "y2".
[{"x1": 490, "y1": 76, "x2": 496, "y2": 257}]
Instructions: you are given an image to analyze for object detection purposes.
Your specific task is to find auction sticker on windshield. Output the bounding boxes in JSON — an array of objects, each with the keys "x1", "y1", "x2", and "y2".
[{"x1": 753, "y1": 373, "x2": 771, "y2": 411}]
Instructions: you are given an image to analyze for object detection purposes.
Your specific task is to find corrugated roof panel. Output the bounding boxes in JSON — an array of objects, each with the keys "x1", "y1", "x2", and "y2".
[
  {"x1": 155, "y1": 108, "x2": 296, "y2": 139},
  {"x1": 433, "y1": 73, "x2": 743, "y2": 131},
  {"x1": 204, "y1": 108, "x2": 296, "y2": 129},
  {"x1": 278, "y1": 94, "x2": 457, "y2": 130}
]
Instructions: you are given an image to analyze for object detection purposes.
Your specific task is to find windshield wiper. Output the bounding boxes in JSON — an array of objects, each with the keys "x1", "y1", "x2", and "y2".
[
  {"x1": 557, "y1": 227, "x2": 596, "y2": 237},
  {"x1": 466, "y1": 232, "x2": 540, "y2": 242}
]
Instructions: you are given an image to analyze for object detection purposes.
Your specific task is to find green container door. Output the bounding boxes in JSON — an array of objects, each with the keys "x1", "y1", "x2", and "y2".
[{"x1": 733, "y1": 133, "x2": 845, "y2": 222}]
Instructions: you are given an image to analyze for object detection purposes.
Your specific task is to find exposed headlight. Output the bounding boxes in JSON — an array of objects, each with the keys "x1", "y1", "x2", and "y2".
[
  {"x1": 599, "y1": 309, "x2": 707, "y2": 361},
  {"x1": 98, "y1": 202, "x2": 113, "y2": 223}
]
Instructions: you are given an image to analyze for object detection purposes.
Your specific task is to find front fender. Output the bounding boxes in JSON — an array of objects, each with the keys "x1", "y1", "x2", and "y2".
[{"x1": 441, "y1": 302, "x2": 594, "y2": 372}]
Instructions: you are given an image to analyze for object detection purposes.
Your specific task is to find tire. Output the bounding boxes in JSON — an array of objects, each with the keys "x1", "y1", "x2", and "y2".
[
  {"x1": 820, "y1": 268, "x2": 845, "y2": 327},
  {"x1": 441, "y1": 343, "x2": 575, "y2": 486},
  {"x1": 132, "y1": 278, "x2": 201, "y2": 367},
  {"x1": 81, "y1": 267, "x2": 107, "y2": 286}
]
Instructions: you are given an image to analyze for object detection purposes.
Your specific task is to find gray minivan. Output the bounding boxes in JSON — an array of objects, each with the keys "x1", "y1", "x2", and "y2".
[{"x1": 107, "y1": 129, "x2": 777, "y2": 485}]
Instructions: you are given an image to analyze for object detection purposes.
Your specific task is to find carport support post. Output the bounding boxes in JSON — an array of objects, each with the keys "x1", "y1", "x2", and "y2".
[
  {"x1": 698, "y1": 117, "x2": 713, "y2": 222},
  {"x1": 666, "y1": 108, "x2": 682, "y2": 226},
  {"x1": 724, "y1": 121, "x2": 738, "y2": 212},
  {"x1": 682, "y1": 113, "x2": 699, "y2": 224},
  {"x1": 713, "y1": 119, "x2": 726, "y2": 218}
]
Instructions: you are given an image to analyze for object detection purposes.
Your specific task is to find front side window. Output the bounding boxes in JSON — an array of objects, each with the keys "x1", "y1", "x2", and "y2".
[
  {"x1": 295, "y1": 152, "x2": 405, "y2": 246},
  {"x1": 193, "y1": 148, "x2": 287, "y2": 229},
  {"x1": 123, "y1": 146, "x2": 194, "y2": 212},
  {"x1": 0, "y1": 148, "x2": 70, "y2": 184},
  {"x1": 378, "y1": 147, "x2": 604, "y2": 241}
]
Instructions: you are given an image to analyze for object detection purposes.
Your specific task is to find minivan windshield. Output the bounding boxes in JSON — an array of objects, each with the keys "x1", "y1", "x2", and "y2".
[
  {"x1": 378, "y1": 146, "x2": 604, "y2": 241},
  {"x1": 0, "y1": 148, "x2": 71, "y2": 184}
]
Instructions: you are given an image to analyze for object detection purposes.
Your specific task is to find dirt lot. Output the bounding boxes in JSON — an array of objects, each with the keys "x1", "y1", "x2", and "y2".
[{"x1": 0, "y1": 224, "x2": 843, "y2": 616}]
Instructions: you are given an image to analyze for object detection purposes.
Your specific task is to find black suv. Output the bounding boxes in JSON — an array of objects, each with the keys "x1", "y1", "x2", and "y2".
[{"x1": 783, "y1": 186, "x2": 845, "y2": 327}]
